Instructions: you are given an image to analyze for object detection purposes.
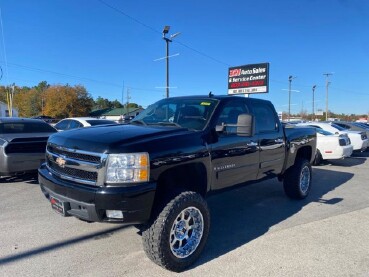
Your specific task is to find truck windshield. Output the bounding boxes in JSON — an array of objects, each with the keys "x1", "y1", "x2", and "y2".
[{"x1": 131, "y1": 98, "x2": 219, "y2": 131}]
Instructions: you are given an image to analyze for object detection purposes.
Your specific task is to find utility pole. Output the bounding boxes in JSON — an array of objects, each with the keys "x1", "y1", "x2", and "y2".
[
  {"x1": 288, "y1": 75, "x2": 296, "y2": 122},
  {"x1": 323, "y1": 73, "x2": 333, "y2": 121},
  {"x1": 162, "y1": 26, "x2": 180, "y2": 98},
  {"x1": 126, "y1": 88, "x2": 131, "y2": 117},
  {"x1": 121, "y1": 81, "x2": 125, "y2": 108},
  {"x1": 8, "y1": 83, "x2": 14, "y2": 117},
  {"x1": 312, "y1": 85, "x2": 316, "y2": 121}
]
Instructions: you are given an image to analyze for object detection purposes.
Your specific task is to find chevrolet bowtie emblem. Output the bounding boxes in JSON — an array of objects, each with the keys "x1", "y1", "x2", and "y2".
[{"x1": 56, "y1": 157, "x2": 66, "y2": 168}]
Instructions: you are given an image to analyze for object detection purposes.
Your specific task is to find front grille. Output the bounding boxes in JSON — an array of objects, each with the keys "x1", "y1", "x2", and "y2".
[
  {"x1": 47, "y1": 145, "x2": 101, "y2": 163},
  {"x1": 48, "y1": 161, "x2": 98, "y2": 182},
  {"x1": 5, "y1": 141, "x2": 47, "y2": 154},
  {"x1": 46, "y1": 143, "x2": 107, "y2": 186}
]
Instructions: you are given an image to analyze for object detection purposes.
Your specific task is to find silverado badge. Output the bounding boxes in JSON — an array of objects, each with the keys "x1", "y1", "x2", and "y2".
[{"x1": 56, "y1": 157, "x2": 66, "y2": 168}]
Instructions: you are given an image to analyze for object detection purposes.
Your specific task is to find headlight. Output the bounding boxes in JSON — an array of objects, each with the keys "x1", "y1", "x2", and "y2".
[{"x1": 106, "y1": 153, "x2": 149, "y2": 183}]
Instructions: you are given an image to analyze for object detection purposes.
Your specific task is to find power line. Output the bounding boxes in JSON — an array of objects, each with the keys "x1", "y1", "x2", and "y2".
[
  {"x1": 0, "y1": 61, "x2": 167, "y2": 93},
  {"x1": 174, "y1": 41, "x2": 230, "y2": 66},
  {"x1": 0, "y1": 61, "x2": 122, "y2": 87},
  {"x1": 0, "y1": 7, "x2": 9, "y2": 84},
  {"x1": 97, "y1": 0, "x2": 162, "y2": 35},
  {"x1": 97, "y1": 0, "x2": 230, "y2": 66}
]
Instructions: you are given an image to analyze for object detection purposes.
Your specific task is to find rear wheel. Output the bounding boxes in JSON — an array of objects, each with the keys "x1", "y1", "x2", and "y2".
[
  {"x1": 283, "y1": 159, "x2": 312, "y2": 199},
  {"x1": 142, "y1": 191, "x2": 210, "y2": 272}
]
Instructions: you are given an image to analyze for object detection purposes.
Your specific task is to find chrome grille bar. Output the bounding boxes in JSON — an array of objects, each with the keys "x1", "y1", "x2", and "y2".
[{"x1": 46, "y1": 143, "x2": 108, "y2": 186}]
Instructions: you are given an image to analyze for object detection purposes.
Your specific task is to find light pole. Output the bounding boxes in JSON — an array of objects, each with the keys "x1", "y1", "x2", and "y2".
[
  {"x1": 323, "y1": 73, "x2": 333, "y2": 121},
  {"x1": 288, "y1": 75, "x2": 296, "y2": 121},
  {"x1": 162, "y1": 26, "x2": 180, "y2": 98},
  {"x1": 312, "y1": 85, "x2": 316, "y2": 121}
]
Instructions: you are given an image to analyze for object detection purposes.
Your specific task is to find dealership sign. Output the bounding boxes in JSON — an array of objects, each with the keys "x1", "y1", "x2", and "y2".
[{"x1": 228, "y1": 63, "x2": 269, "y2": 95}]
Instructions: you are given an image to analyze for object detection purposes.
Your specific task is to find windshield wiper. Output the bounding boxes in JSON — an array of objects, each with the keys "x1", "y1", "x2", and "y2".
[{"x1": 153, "y1": 122, "x2": 182, "y2": 127}]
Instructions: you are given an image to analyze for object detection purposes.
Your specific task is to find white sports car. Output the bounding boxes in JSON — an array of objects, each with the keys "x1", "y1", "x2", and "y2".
[
  {"x1": 298, "y1": 122, "x2": 368, "y2": 152},
  {"x1": 312, "y1": 128, "x2": 353, "y2": 165}
]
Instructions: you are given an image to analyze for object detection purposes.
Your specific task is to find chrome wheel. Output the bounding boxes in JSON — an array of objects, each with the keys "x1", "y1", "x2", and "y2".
[
  {"x1": 170, "y1": 206, "x2": 204, "y2": 259},
  {"x1": 300, "y1": 165, "x2": 311, "y2": 193}
]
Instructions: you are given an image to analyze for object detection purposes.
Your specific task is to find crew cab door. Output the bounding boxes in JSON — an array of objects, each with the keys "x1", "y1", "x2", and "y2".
[
  {"x1": 251, "y1": 101, "x2": 285, "y2": 179},
  {"x1": 210, "y1": 100, "x2": 259, "y2": 190}
]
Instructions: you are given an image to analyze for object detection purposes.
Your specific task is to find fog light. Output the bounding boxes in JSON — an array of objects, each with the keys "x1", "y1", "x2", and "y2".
[{"x1": 106, "y1": 210, "x2": 123, "y2": 219}]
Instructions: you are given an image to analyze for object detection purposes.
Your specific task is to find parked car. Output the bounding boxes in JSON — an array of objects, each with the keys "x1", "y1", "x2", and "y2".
[
  {"x1": 54, "y1": 117, "x2": 117, "y2": 131},
  {"x1": 334, "y1": 121, "x2": 369, "y2": 140},
  {"x1": 0, "y1": 117, "x2": 57, "y2": 176},
  {"x1": 297, "y1": 125, "x2": 353, "y2": 164},
  {"x1": 31, "y1": 115, "x2": 55, "y2": 124},
  {"x1": 298, "y1": 122, "x2": 368, "y2": 152}
]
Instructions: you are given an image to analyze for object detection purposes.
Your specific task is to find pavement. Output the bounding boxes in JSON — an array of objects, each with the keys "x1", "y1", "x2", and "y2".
[{"x1": 1, "y1": 152, "x2": 369, "y2": 276}]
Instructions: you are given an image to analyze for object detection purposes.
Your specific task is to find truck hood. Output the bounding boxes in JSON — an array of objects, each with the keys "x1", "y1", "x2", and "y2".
[{"x1": 47, "y1": 124, "x2": 192, "y2": 153}]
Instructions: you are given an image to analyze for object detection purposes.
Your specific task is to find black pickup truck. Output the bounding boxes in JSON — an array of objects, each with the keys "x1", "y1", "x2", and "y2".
[{"x1": 39, "y1": 95, "x2": 316, "y2": 272}]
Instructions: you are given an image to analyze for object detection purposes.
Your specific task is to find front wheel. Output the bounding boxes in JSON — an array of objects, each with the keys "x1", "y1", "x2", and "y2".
[
  {"x1": 142, "y1": 191, "x2": 210, "y2": 272},
  {"x1": 283, "y1": 159, "x2": 312, "y2": 199}
]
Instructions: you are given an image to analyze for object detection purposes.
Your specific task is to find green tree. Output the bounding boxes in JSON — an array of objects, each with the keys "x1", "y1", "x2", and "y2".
[
  {"x1": 43, "y1": 85, "x2": 93, "y2": 118},
  {"x1": 94, "y1": 96, "x2": 112, "y2": 109},
  {"x1": 111, "y1": 99, "x2": 123, "y2": 108}
]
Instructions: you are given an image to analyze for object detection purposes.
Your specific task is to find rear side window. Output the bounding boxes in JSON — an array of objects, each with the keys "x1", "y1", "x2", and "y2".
[
  {"x1": 68, "y1": 120, "x2": 83, "y2": 129},
  {"x1": 54, "y1": 120, "x2": 70, "y2": 130},
  {"x1": 252, "y1": 102, "x2": 278, "y2": 133},
  {"x1": 86, "y1": 120, "x2": 116, "y2": 126},
  {"x1": 217, "y1": 101, "x2": 249, "y2": 126},
  {"x1": 0, "y1": 122, "x2": 57, "y2": 133}
]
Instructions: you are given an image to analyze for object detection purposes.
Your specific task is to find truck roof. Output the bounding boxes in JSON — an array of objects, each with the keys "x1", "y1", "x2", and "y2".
[{"x1": 166, "y1": 94, "x2": 272, "y2": 104}]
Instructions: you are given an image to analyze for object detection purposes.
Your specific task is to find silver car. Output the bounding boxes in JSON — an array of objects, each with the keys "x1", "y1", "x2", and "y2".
[{"x1": 0, "y1": 117, "x2": 57, "y2": 176}]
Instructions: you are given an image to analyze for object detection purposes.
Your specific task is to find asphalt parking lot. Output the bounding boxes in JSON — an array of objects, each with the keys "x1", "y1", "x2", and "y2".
[{"x1": 1, "y1": 153, "x2": 369, "y2": 277}]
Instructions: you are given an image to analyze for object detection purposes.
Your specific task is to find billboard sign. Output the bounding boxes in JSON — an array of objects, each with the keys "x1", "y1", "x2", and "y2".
[{"x1": 228, "y1": 63, "x2": 269, "y2": 95}]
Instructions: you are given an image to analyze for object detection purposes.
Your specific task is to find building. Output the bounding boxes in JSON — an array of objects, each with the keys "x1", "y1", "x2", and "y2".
[
  {"x1": 89, "y1": 107, "x2": 144, "y2": 122},
  {"x1": 0, "y1": 101, "x2": 19, "y2": 117}
]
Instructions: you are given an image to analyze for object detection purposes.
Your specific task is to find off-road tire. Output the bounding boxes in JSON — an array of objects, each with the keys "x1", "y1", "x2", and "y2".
[
  {"x1": 283, "y1": 158, "x2": 312, "y2": 199},
  {"x1": 142, "y1": 191, "x2": 210, "y2": 272}
]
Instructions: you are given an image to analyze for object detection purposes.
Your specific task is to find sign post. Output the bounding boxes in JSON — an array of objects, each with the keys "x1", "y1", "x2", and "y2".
[{"x1": 228, "y1": 63, "x2": 269, "y2": 95}]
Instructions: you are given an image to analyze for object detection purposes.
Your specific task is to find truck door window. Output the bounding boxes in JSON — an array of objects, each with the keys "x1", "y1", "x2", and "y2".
[
  {"x1": 253, "y1": 103, "x2": 278, "y2": 133},
  {"x1": 217, "y1": 101, "x2": 249, "y2": 133}
]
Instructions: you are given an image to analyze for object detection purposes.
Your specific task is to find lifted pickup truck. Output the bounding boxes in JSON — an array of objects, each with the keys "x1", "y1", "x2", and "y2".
[{"x1": 39, "y1": 95, "x2": 316, "y2": 272}]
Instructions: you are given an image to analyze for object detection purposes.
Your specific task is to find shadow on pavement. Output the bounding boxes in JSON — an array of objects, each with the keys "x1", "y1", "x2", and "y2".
[
  {"x1": 195, "y1": 167, "x2": 353, "y2": 268},
  {"x1": 0, "y1": 225, "x2": 129, "y2": 266},
  {"x1": 326, "y1": 156, "x2": 367, "y2": 167},
  {"x1": 352, "y1": 151, "x2": 369, "y2": 158},
  {"x1": 0, "y1": 172, "x2": 39, "y2": 185}
]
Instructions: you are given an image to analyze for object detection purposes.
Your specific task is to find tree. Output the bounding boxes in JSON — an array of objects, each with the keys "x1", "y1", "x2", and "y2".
[
  {"x1": 93, "y1": 97, "x2": 124, "y2": 109},
  {"x1": 111, "y1": 99, "x2": 123, "y2": 108},
  {"x1": 94, "y1": 96, "x2": 112, "y2": 109},
  {"x1": 43, "y1": 85, "x2": 93, "y2": 118},
  {"x1": 125, "y1": 102, "x2": 142, "y2": 109},
  {"x1": 35, "y1": 81, "x2": 50, "y2": 93}
]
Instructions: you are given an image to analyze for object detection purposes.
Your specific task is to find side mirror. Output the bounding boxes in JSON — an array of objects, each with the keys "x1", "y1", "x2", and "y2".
[
  {"x1": 215, "y1": 124, "x2": 225, "y2": 132},
  {"x1": 237, "y1": 114, "x2": 254, "y2": 136}
]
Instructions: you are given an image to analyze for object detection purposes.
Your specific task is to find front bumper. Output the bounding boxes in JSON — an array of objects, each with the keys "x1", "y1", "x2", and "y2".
[
  {"x1": 38, "y1": 164, "x2": 156, "y2": 224},
  {"x1": 0, "y1": 151, "x2": 45, "y2": 175}
]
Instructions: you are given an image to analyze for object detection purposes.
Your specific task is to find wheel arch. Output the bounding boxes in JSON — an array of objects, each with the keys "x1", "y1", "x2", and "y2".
[{"x1": 150, "y1": 162, "x2": 208, "y2": 219}]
